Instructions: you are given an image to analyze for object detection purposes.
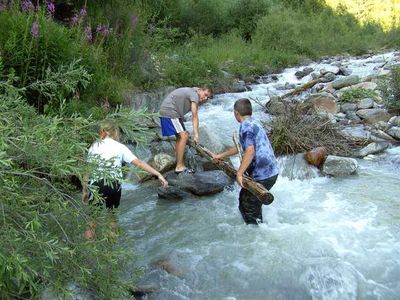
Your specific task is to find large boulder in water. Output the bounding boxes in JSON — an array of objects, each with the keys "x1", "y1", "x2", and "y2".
[
  {"x1": 165, "y1": 170, "x2": 233, "y2": 196},
  {"x1": 322, "y1": 155, "x2": 358, "y2": 176}
]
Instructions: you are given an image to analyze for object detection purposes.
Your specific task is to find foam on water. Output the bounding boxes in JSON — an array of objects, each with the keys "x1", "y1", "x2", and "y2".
[{"x1": 119, "y1": 51, "x2": 400, "y2": 299}]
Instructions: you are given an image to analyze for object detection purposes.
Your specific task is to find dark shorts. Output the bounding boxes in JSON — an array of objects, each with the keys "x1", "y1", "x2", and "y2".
[
  {"x1": 90, "y1": 180, "x2": 121, "y2": 209},
  {"x1": 238, "y1": 174, "x2": 278, "y2": 225}
]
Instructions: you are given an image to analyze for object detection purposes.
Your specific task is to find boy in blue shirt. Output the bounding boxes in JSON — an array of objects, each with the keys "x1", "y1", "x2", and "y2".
[{"x1": 213, "y1": 98, "x2": 279, "y2": 225}]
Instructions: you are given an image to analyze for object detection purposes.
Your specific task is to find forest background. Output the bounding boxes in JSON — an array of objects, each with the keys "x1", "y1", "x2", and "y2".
[{"x1": 1, "y1": 0, "x2": 399, "y2": 298}]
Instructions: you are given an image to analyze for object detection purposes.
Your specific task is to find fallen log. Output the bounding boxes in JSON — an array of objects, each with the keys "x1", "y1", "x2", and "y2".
[
  {"x1": 188, "y1": 140, "x2": 274, "y2": 204},
  {"x1": 280, "y1": 78, "x2": 321, "y2": 99}
]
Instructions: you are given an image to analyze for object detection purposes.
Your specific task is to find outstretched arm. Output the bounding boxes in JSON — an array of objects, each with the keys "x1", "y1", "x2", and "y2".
[
  {"x1": 132, "y1": 159, "x2": 168, "y2": 187},
  {"x1": 212, "y1": 146, "x2": 239, "y2": 160},
  {"x1": 191, "y1": 102, "x2": 199, "y2": 144}
]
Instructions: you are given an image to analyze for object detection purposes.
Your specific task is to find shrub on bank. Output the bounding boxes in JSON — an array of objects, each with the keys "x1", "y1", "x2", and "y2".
[{"x1": 379, "y1": 66, "x2": 400, "y2": 111}]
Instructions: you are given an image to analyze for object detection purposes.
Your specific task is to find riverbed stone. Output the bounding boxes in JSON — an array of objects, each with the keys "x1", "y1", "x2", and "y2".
[
  {"x1": 319, "y1": 72, "x2": 336, "y2": 83},
  {"x1": 198, "y1": 124, "x2": 226, "y2": 153},
  {"x1": 387, "y1": 126, "x2": 400, "y2": 139},
  {"x1": 309, "y1": 93, "x2": 338, "y2": 113},
  {"x1": 165, "y1": 170, "x2": 233, "y2": 196},
  {"x1": 388, "y1": 116, "x2": 400, "y2": 127},
  {"x1": 357, "y1": 98, "x2": 375, "y2": 109},
  {"x1": 341, "y1": 103, "x2": 358, "y2": 112},
  {"x1": 322, "y1": 155, "x2": 358, "y2": 176},
  {"x1": 340, "y1": 125, "x2": 371, "y2": 141},
  {"x1": 332, "y1": 75, "x2": 360, "y2": 89},
  {"x1": 357, "y1": 142, "x2": 390, "y2": 157},
  {"x1": 304, "y1": 147, "x2": 327, "y2": 168},
  {"x1": 157, "y1": 186, "x2": 191, "y2": 200},
  {"x1": 356, "y1": 108, "x2": 391, "y2": 124}
]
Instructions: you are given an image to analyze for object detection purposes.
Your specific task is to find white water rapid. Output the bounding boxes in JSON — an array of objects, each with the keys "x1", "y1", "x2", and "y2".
[{"x1": 120, "y1": 51, "x2": 400, "y2": 300}]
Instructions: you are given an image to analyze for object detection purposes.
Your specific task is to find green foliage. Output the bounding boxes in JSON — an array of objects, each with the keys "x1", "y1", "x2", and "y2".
[
  {"x1": 253, "y1": 5, "x2": 383, "y2": 60},
  {"x1": 0, "y1": 65, "x2": 155, "y2": 298},
  {"x1": 340, "y1": 88, "x2": 379, "y2": 103},
  {"x1": 379, "y1": 66, "x2": 400, "y2": 110},
  {"x1": 0, "y1": 6, "x2": 130, "y2": 112},
  {"x1": 228, "y1": 0, "x2": 270, "y2": 41},
  {"x1": 160, "y1": 43, "x2": 220, "y2": 86}
]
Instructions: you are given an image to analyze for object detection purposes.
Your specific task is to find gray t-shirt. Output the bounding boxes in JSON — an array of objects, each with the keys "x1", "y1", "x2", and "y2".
[{"x1": 159, "y1": 87, "x2": 199, "y2": 118}]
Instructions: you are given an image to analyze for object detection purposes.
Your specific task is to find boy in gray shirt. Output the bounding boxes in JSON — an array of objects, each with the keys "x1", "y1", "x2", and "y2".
[{"x1": 159, "y1": 86, "x2": 213, "y2": 174}]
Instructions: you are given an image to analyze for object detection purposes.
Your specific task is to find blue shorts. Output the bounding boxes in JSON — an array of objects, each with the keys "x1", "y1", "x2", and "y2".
[{"x1": 160, "y1": 117, "x2": 186, "y2": 136}]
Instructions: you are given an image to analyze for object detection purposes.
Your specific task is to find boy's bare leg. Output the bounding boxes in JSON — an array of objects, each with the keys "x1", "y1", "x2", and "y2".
[
  {"x1": 84, "y1": 221, "x2": 96, "y2": 241},
  {"x1": 175, "y1": 131, "x2": 189, "y2": 171}
]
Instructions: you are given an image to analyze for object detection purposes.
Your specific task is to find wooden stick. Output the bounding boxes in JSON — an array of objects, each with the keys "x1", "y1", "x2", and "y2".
[
  {"x1": 280, "y1": 78, "x2": 321, "y2": 99},
  {"x1": 232, "y1": 130, "x2": 242, "y2": 161},
  {"x1": 188, "y1": 140, "x2": 274, "y2": 204}
]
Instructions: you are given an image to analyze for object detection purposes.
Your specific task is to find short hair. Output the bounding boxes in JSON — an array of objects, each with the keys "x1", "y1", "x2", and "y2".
[
  {"x1": 234, "y1": 98, "x2": 252, "y2": 116},
  {"x1": 100, "y1": 120, "x2": 120, "y2": 139},
  {"x1": 201, "y1": 85, "x2": 214, "y2": 98}
]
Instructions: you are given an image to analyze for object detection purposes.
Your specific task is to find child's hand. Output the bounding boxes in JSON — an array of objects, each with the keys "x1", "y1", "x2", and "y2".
[
  {"x1": 212, "y1": 153, "x2": 223, "y2": 160},
  {"x1": 236, "y1": 172, "x2": 244, "y2": 188},
  {"x1": 158, "y1": 175, "x2": 168, "y2": 187}
]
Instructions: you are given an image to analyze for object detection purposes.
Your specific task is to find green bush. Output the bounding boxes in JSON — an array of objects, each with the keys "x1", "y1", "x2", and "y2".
[
  {"x1": 340, "y1": 88, "x2": 379, "y2": 103},
  {"x1": 228, "y1": 0, "x2": 270, "y2": 41},
  {"x1": 0, "y1": 60, "x2": 155, "y2": 298},
  {"x1": 379, "y1": 66, "x2": 400, "y2": 110},
  {"x1": 0, "y1": 7, "x2": 130, "y2": 112}
]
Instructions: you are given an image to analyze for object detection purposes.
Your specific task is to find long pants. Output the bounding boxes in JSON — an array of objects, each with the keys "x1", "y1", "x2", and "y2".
[{"x1": 238, "y1": 174, "x2": 278, "y2": 225}]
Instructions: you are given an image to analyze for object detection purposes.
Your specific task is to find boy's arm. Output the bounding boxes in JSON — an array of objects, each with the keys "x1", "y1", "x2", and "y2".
[
  {"x1": 131, "y1": 159, "x2": 168, "y2": 187},
  {"x1": 212, "y1": 146, "x2": 238, "y2": 160},
  {"x1": 236, "y1": 145, "x2": 255, "y2": 187},
  {"x1": 191, "y1": 102, "x2": 199, "y2": 144}
]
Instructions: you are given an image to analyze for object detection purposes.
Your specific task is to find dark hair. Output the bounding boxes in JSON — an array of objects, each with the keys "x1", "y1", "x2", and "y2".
[{"x1": 234, "y1": 98, "x2": 252, "y2": 116}]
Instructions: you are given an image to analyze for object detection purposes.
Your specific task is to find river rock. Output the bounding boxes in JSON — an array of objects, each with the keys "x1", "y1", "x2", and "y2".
[
  {"x1": 295, "y1": 67, "x2": 314, "y2": 79},
  {"x1": 309, "y1": 93, "x2": 338, "y2": 113},
  {"x1": 357, "y1": 98, "x2": 375, "y2": 109},
  {"x1": 198, "y1": 124, "x2": 226, "y2": 153},
  {"x1": 345, "y1": 111, "x2": 362, "y2": 122},
  {"x1": 356, "y1": 108, "x2": 391, "y2": 124},
  {"x1": 266, "y1": 96, "x2": 286, "y2": 115},
  {"x1": 319, "y1": 72, "x2": 336, "y2": 83},
  {"x1": 357, "y1": 142, "x2": 390, "y2": 157},
  {"x1": 157, "y1": 186, "x2": 191, "y2": 200},
  {"x1": 322, "y1": 156, "x2": 358, "y2": 176},
  {"x1": 304, "y1": 147, "x2": 327, "y2": 168},
  {"x1": 338, "y1": 66, "x2": 352, "y2": 76},
  {"x1": 341, "y1": 103, "x2": 358, "y2": 112},
  {"x1": 340, "y1": 125, "x2": 371, "y2": 141},
  {"x1": 332, "y1": 75, "x2": 360, "y2": 89},
  {"x1": 153, "y1": 153, "x2": 175, "y2": 172},
  {"x1": 387, "y1": 127, "x2": 400, "y2": 139},
  {"x1": 388, "y1": 116, "x2": 400, "y2": 127},
  {"x1": 369, "y1": 128, "x2": 396, "y2": 141},
  {"x1": 165, "y1": 170, "x2": 232, "y2": 196},
  {"x1": 130, "y1": 284, "x2": 159, "y2": 298}
]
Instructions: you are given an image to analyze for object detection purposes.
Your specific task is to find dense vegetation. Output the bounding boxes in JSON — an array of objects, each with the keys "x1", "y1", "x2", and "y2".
[{"x1": 1, "y1": 0, "x2": 399, "y2": 298}]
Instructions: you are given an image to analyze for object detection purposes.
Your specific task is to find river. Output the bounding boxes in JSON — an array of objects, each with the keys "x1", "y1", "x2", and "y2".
[{"x1": 119, "y1": 51, "x2": 400, "y2": 300}]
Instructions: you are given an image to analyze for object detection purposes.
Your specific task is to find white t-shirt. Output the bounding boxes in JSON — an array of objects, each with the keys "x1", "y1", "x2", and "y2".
[{"x1": 88, "y1": 137, "x2": 138, "y2": 181}]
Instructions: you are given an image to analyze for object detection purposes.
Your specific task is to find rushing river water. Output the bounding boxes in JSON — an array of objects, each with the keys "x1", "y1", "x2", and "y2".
[{"x1": 119, "y1": 52, "x2": 400, "y2": 300}]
